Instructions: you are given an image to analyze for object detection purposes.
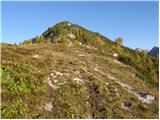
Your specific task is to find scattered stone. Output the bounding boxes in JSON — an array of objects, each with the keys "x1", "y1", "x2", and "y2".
[
  {"x1": 114, "y1": 88, "x2": 118, "y2": 92},
  {"x1": 32, "y1": 54, "x2": 40, "y2": 59},
  {"x1": 122, "y1": 101, "x2": 132, "y2": 110},
  {"x1": 68, "y1": 33, "x2": 76, "y2": 39},
  {"x1": 44, "y1": 102, "x2": 54, "y2": 112},
  {"x1": 137, "y1": 93, "x2": 155, "y2": 104},
  {"x1": 47, "y1": 79, "x2": 59, "y2": 89},
  {"x1": 94, "y1": 67, "x2": 99, "y2": 71},
  {"x1": 113, "y1": 53, "x2": 118, "y2": 57},
  {"x1": 78, "y1": 75, "x2": 82, "y2": 78},
  {"x1": 52, "y1": 75, "x2": 57, "y2": 79},
  {"x1": 105, "y1": 82, "x2": 109, "y2": 86},
  {"x1": 78, "y1": 54, "x2": 86, "y2": 57},
  {"x1": 54, "y1": 79, "x2": 58, "y2": 83},
  {"x1": 75, "y1": 71, "x2": 80, "y2": 74},
  {"x1": 86, "y1": 45, "x2": 90, "y2": 49},
  {"x1": 57, "y1": 81, "x2": 67, "y2": 85},
  {"x1": 57, "y1": 83, "x2": 64, "y2": 85},
  {"x1": 73, "y1": 77, "x2": 84, "y2": 84},
  {"x1": 1, "y1": 60, "x2": 7, "y2": 64},
  {"x1": 79, "y1": 42, "x2": 82, "y2": 46},
  {"x1": 86, "y1": 101, "x2": 89, "y2": 104},
  {"x1": 109, "y1": 87, "x2": 118, "y2": 93},
  {"x1": 74, "y1": 50, "x2": 79, "y2": 53},
  {"x1": 55, "y1": 71, "x2": 63, "y2": 76},
  {"x1": 51, "y1": 73, "x2": 54, "y2": 76},
  {"x1": 90, "y1": 65, "x2": 100, "y2": 72}
]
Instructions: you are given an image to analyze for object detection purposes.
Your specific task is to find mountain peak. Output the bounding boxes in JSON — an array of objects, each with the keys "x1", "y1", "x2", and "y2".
[
  {"x1": 149, "y1": 46, "x2": 159, "y2": 57},
  {"x1": 41, "y1": 21, "x2": 111, "y2": 47},
  {"x1": 51, "y1": 21, "x2": 73, "y2": 29}
]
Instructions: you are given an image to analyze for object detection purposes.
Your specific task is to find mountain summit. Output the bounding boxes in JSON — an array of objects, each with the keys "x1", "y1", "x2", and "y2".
[
  {"x1": 23, "y1": 21, "x2": 124, "y2": 55},
  {"x1": 42, "y1": 21, "x2": 113, "y2": 47}
]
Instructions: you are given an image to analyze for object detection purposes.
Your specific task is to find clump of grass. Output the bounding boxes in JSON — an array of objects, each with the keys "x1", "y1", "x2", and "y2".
[
  {"x1": 45, "y1": 82, "x2": 89, "y2": 119},
  {"x1": 1, "y1": 61, "x2": 47, "y2": 118},
  {"x1": 1, "y1": 100, "x2": 29, "y2": 119},
  {"x1": 1, "y1": 62, "x2": 46, "y2": 94}
]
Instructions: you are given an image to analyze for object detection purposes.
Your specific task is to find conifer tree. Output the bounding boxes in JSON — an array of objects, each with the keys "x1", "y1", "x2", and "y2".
[
  {"x1": 115, "y1": 37, "x2": 123, "y2": 46},
  {"x1": 35, "y1": 36, "x2": 45, "y2": 43}
]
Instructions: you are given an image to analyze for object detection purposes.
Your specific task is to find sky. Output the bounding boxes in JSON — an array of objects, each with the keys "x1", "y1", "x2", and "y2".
[{"x1": 1, "y1": 1, "x2": 159, "y2": 49}]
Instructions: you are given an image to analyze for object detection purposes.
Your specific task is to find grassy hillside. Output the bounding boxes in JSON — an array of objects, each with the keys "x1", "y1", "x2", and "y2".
[
  {"x1": 1, "y1": 43, "x2": 159, "y2": 119},
  {"x1": 22, "y1": 21, "x2": 159, "y2": 89},
  {"x1": 1, "y1": 21, "x2": 159, "y2": 118}
]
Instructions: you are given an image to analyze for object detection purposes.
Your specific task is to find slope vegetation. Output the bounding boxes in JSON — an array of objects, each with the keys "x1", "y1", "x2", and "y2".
[
  {"x1": 1, "y1": 43, "x2": 158, "y2": 119},
  {"x1": 1, "y1": 21, "x2": 159, "y2": 118}
]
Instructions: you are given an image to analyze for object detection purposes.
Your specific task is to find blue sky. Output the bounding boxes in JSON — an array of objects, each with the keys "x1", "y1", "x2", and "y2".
[{"x1": 1, "y1": 1, "x2": 158, "y2": 49}]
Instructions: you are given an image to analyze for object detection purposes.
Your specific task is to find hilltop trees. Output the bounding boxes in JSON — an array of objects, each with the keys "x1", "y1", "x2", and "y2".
[
  {"x1": 117, "y1": 47, "x2": 159, "y2": 89},
  {"x1": 115, "y1": 37, "x2": 123, "y2": 46},
  {"x1": 44, "y1": 39, "x2": 52, "y2": 44},
  {"x1": 22, "y1": 40, "x2": 33, "y2": 45},
  {"x1": 35, "y1": 36, "x2": 45, "y2": 43},
  {"x1": 115, "y1": 37, "x2": 123, "y2": 53},
  {"x1": 21, "y1": 36, "x2": 45, "y2": 45}
]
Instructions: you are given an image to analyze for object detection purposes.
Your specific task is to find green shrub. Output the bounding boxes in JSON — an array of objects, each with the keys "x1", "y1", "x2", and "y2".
[
  {"x1": 115, "y1": 37, "x2": 123, "y2": 46},
  {"x1": 22, "y1": 40, "x2": 32, "y2": 45},
  {"x1": 1, "y1": 62, "x2": 46, "y2": 94},
  {"x1": 118, "y1": 54, "x2": 158, "y2": 88},
  {"x1": 35, "y1": 36, "x2": 45, "y2": 43}
]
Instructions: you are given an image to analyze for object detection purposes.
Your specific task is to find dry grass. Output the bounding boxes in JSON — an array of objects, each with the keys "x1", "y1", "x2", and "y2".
[{"x1": 1, "y1": 43, "x2": 159, "y2": 119}]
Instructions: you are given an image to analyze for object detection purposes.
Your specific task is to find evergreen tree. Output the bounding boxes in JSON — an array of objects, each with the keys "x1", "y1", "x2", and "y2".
[
  {"x1": 35, "y1": 36, "x2": 45, "y2": 43},
  {"x1": 22, "y1": 40, "x2": 32, "y2": 45},
  {"x1": 115, "y1": 37, "x2": 123, "y2": 53},
  {"x1": 115, "y1": 37, "x2": 123, "y2": 46}
]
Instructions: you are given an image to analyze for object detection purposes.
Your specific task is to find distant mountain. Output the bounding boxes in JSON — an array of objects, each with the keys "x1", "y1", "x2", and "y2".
[
  {"x1": 134, "y1": 48, "x2": 149, "y2": 54},
  {"x1": 148, "y1": 46, "x2": 159, "y2": 57},
  {"x1": 0, "y1": 42, "x2": 13, "y2": 46}
]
